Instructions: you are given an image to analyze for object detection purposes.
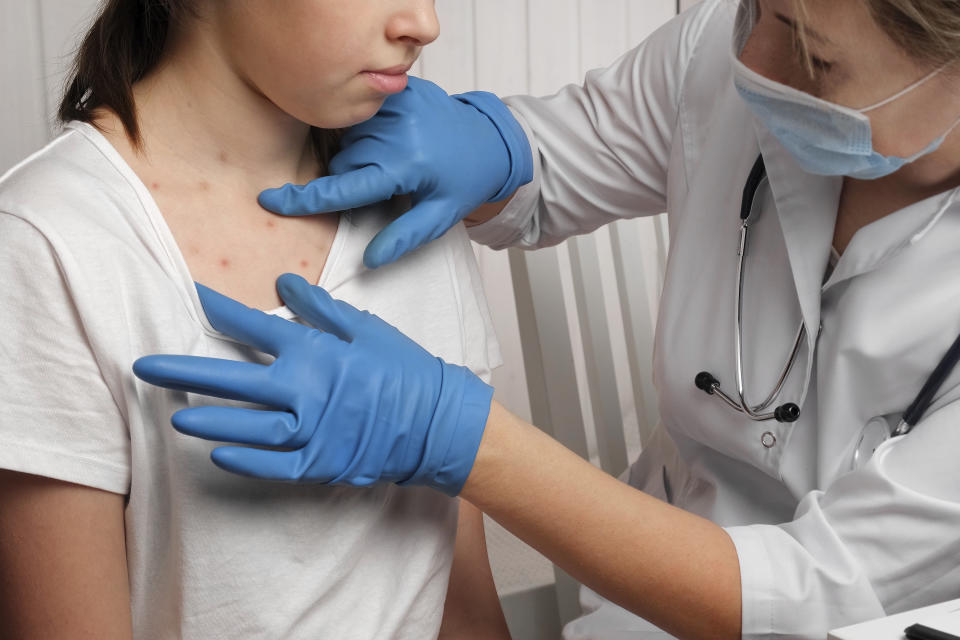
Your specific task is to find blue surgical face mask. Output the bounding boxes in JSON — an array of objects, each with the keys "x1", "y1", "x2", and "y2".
[{"x1": 731, "y1": 0, "x2": 958, "y2": 180}]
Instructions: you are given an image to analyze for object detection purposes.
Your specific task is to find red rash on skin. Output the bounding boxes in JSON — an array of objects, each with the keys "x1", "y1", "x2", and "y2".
[
  {"x1": 266, "y1": 220, "x2": 276, "y2": 228},
  {"x1": 219, "y1": 258, "x2": 230, "y2": 268},
  {"x1": 300, "y1": 259, "x2": 309, "y2": 268}
]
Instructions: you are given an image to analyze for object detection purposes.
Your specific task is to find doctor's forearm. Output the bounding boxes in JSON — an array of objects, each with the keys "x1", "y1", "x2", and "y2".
[{"x1": 461, "y1": 402, "x2": 742, "y2": 640}]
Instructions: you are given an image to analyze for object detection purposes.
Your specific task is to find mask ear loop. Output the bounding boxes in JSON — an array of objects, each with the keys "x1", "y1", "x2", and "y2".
[{"x1": 859, "y1": 65, "x2": 947, "y2": 113}]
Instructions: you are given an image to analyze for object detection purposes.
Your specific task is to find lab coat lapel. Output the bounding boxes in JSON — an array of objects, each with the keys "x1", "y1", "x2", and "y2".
[{"x1": 754, "y1": 123, "x2": 842, "y2": 353}]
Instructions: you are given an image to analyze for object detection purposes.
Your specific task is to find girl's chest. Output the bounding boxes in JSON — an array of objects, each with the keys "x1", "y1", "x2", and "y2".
[{"x1": 152, "y1": 185, "x2": 341, "y2": 310}]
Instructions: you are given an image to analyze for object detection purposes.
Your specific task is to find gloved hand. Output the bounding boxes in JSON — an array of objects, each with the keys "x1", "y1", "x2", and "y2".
[
  {"x1": 258, "y1": 77, "x2": 534, "y2": 270},
  {"x1": 132, "y1": 274, "x2": 494, "y2": 496}
]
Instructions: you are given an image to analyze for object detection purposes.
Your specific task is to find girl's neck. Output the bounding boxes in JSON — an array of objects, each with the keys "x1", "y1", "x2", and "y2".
[{"x1": 123, "y1": 20, "x2": 321, "y2": 189}]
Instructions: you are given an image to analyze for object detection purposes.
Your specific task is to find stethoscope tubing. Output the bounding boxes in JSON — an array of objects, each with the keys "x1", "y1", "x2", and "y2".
[
  {"x1": 698, "y1": 152, "x2": 960, "y2": 438},
  {"x1": 696, "y1": 155, "x2": 802, "y2": 423}
]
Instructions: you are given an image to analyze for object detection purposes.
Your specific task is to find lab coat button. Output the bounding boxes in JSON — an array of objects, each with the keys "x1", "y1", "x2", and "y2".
[{"x1": 761, "y1": 432, "x2": 777, "y2": 448}]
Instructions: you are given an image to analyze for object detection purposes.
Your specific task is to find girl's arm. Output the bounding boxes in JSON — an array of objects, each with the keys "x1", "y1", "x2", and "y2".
[
  {"x1": 439, "y1": 501, "x2": 512, "y2": 639},
  {"x1": 0, "y1": 470, "x2": 132, "y2": 640},
  {"x1": 462, "y1": 402, "x2": 742, "y2": 640}
]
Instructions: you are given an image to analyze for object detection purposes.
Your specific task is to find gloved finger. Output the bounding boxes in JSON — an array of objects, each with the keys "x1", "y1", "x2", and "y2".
[
  {"x1": 172, "y1": 406, "x2": 308, "y2": 448},
  {"x1": 258, "y1": 166, "x2": 398, "y2": 216},
  {"x1": 133, "y1": 355, "x2": 282, "y2": 406},
  {"x1": 196, "y1": 283, "x2": 306, "y2": 356},
  {"x1": 211, "y1": 446, "x2": 333, "y2": 483},
  {"x1": 363, "y1": 199, "x2": 467, "y2": 269},
  {"x1": 276, "y1": 273, "x2": 368, "y2": 342}
]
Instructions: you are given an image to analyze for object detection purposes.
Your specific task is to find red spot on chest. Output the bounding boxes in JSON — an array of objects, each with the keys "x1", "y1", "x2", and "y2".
[{"x1": 219, "y1": 258, "x2": 231, "y2": 268}]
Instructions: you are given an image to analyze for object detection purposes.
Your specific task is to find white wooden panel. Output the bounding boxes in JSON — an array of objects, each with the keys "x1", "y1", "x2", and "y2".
[
  {"x1": 628, "y1": 0, "x2": 679, "y2": 45},
  {"x1": 38, "y1": 0, "x2": 99, "y2": 129},
  {"x1": 527, "y1": 0, "x2": 579, "y2": 96},
  {"x1": 1, "y1": 2, "x2": 47, "y2": 174},
  {"x1": 580, "y1": 0, "x2": 630, "y2": 73},
  {"x1": 474, "y1": 0, "x2": 529, "y2": 96},
  {"x1": 421, "y1": 0, "x2": 476, "y2": 94}
]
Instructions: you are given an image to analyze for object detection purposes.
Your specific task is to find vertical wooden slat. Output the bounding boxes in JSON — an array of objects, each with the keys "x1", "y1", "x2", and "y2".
[
  {"x1": 568, "y1": 235, "x2": 630, "y2": 477},
  {"x1": 610, "y1": 220, "x2": 662, "y2": 446}
]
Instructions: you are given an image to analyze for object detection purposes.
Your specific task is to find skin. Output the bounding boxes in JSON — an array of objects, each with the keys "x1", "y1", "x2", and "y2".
[
  {"x1": 460, "y1": 1, "x2": 960, "y2": 638},
  {"x1": 1, "y1": 1, "x2": 509, "y2": 638},
  {"x1": 741, "y1": 0, "x2": 960, "y2": 252}
]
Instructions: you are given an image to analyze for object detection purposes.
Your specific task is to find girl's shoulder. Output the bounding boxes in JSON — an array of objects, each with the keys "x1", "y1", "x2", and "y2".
[{"x1": 0, "y1": 122, "x2": 147, "y2": 239}]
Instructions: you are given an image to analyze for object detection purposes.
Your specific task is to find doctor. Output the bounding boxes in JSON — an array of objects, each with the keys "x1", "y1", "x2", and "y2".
[{"x1": 135, "y1": 0, "x2": 960, "y2": 638}]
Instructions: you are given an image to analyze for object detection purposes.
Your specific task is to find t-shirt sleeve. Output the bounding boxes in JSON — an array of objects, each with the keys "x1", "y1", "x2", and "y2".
[{"x1": 0, "y1": 212, "x2": 130, "y2": 494}]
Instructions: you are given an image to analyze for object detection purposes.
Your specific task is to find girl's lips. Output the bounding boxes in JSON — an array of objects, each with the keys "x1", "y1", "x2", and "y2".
[{"x1": 364, "y1": 71, "x2": 409, "y2": 94}]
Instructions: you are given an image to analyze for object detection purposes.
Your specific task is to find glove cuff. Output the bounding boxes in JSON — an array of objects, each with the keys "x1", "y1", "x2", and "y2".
[
  {"x1": 454, "y1": 91, "x2": 534, "y2": 203},
  {"x1": 400, "y1": 361, "x2": 494, "y2": 496}
]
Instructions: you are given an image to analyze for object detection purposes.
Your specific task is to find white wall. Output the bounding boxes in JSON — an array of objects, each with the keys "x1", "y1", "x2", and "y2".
[{"x1": 0, "y1": 0, "x2": 689, "y2": 634}]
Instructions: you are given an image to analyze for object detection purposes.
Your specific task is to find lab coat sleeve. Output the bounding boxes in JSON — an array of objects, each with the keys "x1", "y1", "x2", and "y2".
[
  {"x1": 726, "y1": 399, "x2": 960, "y2": 639},
  {"x1": 468, "y1": 0, "x2": 723, "y2": 250}
]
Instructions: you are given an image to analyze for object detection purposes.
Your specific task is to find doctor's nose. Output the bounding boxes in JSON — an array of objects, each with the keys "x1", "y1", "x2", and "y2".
[{"x1": 389, "y1": 1, "x2": 441, "y2": 48}]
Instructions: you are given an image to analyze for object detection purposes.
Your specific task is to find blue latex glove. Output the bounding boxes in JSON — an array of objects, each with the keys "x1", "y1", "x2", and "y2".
[
  {"x1": 258, "y1": 77, "x2": 534, "y2": 270},
  {"x1": 132, "y1": 274, "x2": 494, "y2": 496}
]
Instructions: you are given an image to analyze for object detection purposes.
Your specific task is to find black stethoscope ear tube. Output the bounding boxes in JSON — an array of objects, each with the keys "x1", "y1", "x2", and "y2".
[
  {"x1": 898, "y1": 329, "x2": 960, "y2": 433},
  {"x1": 740, "y1": 155, "x2": 767, "y2": 221}
]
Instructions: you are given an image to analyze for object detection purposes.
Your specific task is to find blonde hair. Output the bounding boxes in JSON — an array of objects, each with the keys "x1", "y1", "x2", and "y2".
[{"x1": 793, "y1": 0, "x2": 960, "y2": 72}]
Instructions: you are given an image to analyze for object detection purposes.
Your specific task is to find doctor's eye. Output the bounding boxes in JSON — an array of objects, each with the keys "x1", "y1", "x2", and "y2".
[{"x1": 807, "y1": 54, "x2": 834, "y2": 73}]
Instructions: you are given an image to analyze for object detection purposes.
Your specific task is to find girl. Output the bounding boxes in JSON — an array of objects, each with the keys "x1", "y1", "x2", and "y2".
[{"x1": 0, "y1": 1, "x2": 510, "y2": 638}]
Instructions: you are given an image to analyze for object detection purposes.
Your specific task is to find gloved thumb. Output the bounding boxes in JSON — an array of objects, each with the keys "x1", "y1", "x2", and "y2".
[
  {"x1": 276, "y1": 274, "x2": 370, "y2": 342},
  {"x1": 363, "y1": 199, "x2": 468, "y2": 269}
]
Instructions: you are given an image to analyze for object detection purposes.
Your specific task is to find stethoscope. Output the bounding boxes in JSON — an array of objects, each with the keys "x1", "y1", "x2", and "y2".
[{"x1": 694, "y1": 155, "x2": 960, "y2": 462}]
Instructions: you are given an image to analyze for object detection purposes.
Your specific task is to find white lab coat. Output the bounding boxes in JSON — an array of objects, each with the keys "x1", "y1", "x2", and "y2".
[{"x1": 469, "y1": 1, "x2": 960, "y2": 638}]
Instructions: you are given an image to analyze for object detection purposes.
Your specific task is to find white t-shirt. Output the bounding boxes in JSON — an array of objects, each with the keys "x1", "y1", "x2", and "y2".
[{"x1": 0, "y1": 121, "x2": 501, "y2": 639}]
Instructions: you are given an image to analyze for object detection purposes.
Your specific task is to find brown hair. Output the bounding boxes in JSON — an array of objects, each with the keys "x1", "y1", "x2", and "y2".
[
  {"x1": 58, "y1": 0, "x2": 340, "y2": 164},
  {"x1": 793, "y1": 0, "x2": 960, "y2": 71}
]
